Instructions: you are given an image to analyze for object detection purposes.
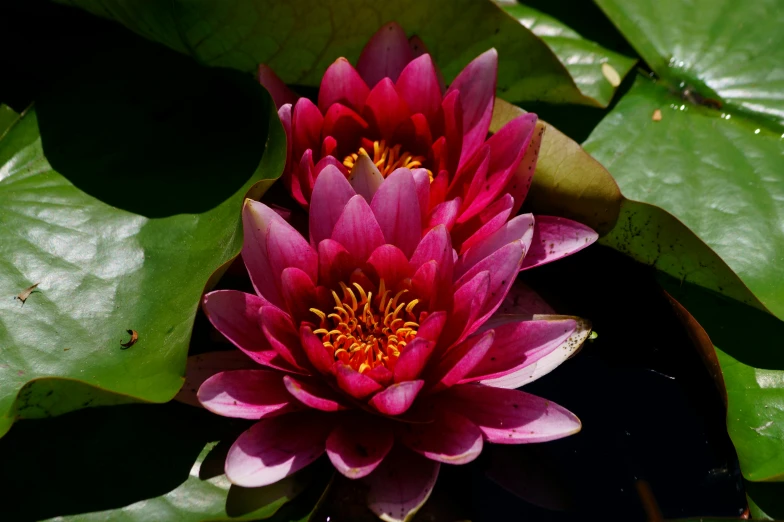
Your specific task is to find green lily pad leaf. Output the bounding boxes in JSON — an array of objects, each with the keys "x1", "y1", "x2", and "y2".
[
  {"x1": 0, "y1": 105, "x2": 20, "y2": 139},
  {"x1": 57, "y1": 0, "x2": 608, "y2": 107},
  {"x1": 500, "y1": 2, "x2": 636, "y2": 107},
  {"x1": 747, "y1": 480, "x2": 784, "y2": 520},
  {"x1": 0, "y1": 37, "x2": 286, "y2": 437},
  {"x1": 0, "y1": 401, "x2": 326, "y2": 521}
]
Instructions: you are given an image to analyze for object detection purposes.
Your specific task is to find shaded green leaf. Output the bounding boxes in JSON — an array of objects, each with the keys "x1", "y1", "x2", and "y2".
[
  {"x1": 57, "y1": 0, "x2": 609, "y2": 106},
  {"x1": 0, "y1": 37, "x2": 286, "y2": 436},
  {"x1": 500, "y1": 2, "x2": 636, "y2": 107}
]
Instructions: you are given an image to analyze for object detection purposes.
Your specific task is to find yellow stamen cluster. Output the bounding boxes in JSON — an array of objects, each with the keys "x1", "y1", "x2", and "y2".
[
  {"x1": 343, "y1": 140, "x2": 431, "y2": 180},
  {"x1": 310, "y1": 280, "x2": 423, "y2": 374}
]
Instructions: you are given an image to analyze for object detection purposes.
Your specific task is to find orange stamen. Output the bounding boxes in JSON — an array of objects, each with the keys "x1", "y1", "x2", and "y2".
[{"x1": 343, "y1": 140, "x2": 433, "y2": 181}]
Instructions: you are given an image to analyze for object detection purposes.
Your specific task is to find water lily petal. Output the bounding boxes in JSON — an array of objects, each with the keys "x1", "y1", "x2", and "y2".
[
  {"x1": 265, "y1": 217, "x2": 318, "y2": 287},
  {"x1": 400, "y1": 409, "x2": 483, "y2": 464},
  {"x1": 309, "y1": 165, "x2": 356, "y2": 246},
  {"x1": 322, "y1": 103, "x2": 369, "y2": 156},
  {"x1": 454, "y1": 193, "x2": 514, "y2": 254},
  {"x1": 299, "y1": 325, "x2": 336, "y2": 376},
  {"x1": 242, "y1": 200, "x2": 285, "y2": 306},
  {"x1": 392, "y1": 113, "x2": 433, "y2": 157},
  {"x1": 335, "y1": 363, "x2": 383, "y2": 399},
  {"x1": 317, "y1": 239, "x2": 357, "y2": 289},
  {"x1": 318, "y1": 58, "x2": 370, "y2": 114},
  {"x1": 198, "y1": 370, "x2": 297, "y2": 420},
  {"x1": 416, "y1": 311, "x2": 447, "y2": 343},
  {"x1": 395, "y1": 54, "x2": 442, "y2": 125},
  {"x1": 260, "y1": 306, "x2": 311, "y2": 371},
  {"x1": 440, "y1": 385, "x2": 582, "y2": 443},
  {"x1": 357, "y1": 21, "x2": 413, "y2": 87},
  {"x1": 507, "y1": 121, "x2": 544, "y2": 215},
  {"x1": 367, "y1": 244, "x2": 413, "y2": 289},
  {"x1": 427, "y1": 330, "x2": 495, "y2": 392},
  {"x1": 280, "y1": 267, "x2": 318, "y2": 325},
  {"x1": 257, "y1": 64, "x2": 298, "y2": 109},
  {"x1": 203, "y1": 289, "x2": 269, "y2": 352},
  {"x1": 283, "y1": 375, "x2": 350, "y2": 411},
  {"x1": 426, "y1": 198, "x2": 461, "y2": 232},
  {"x1": 456, "y1": 214, "x2": 535, "y2": 278},
  {"x1": 394, "y1": 339, "x2": 436, "y2": 383},
  {"x1": 411, "y1": 168, "x2": 431, "y2": 221},
  {"x1": 447, "y1": 49, "x2": 498, "y2": 169},
  {"x1": 521, "y1": 216, "x2": 598, "y2": 270},
  {"x1": 370, "y1": 380, "x2": 425, "y2": 415},
  {"x1": 327, "y1": 418, "x2": 394, "y2": 479},
  {"x1": 410, "y1": 260, "x2": 439, "y2": 308},
  {"x1": 175, "y1": 350, "x2": 258, "y2": 407},
  {"x1": 462, "y1": 317, "x2": 577, "y2": 383},
  {"x1": 371, "y1": 168, "x2": 422, "y2": 258},
  {"x1": 292, "y1": 97, "x2": 323, "y2": 160},
  {"x1": 364, "y1": 445, "x2": 439, "y2": 522},
  {"x1": 409, "y1": 225, "x2": 454, "y2": 285},
  {"x1": 331, "y1": 194, "x2": 386, "y2": 261},
  {"x1": 362, "y1": 77, "x2": 410, "y2": 140},
  {"x1": 225, "y1": 412, "x2": 331, "y2": 488},
  {"x1": 349, "y1": 154, "x2": 385, "y2": 202}
]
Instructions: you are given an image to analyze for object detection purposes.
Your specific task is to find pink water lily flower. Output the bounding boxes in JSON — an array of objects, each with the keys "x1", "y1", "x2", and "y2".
[
  {"x1": 259, "y1": 22, "x2": 557, "y2": 252},
  {"x1": 197, "y1": 167, "x2": 593, "y2": 521}
]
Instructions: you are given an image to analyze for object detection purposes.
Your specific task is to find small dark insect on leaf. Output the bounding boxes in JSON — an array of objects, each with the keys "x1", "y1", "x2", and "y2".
[
  {"x1": 14, "y1": 282, "x2": 40, "y2": 305},
  {"x1": 120, "y1": 329, "x2": 138, "y2": 349}
]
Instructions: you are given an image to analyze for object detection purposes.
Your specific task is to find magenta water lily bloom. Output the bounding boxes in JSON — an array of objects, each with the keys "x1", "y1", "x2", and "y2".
[
  {"x1": 259, "y1": 22, "x2": 555, "y2": 252},
  {"x1": 197, "y1": 165, "x2": 595, "y2": 520}
]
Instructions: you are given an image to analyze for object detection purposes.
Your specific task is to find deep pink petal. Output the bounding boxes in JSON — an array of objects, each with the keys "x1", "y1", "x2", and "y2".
[
  {"x1": 225, "y1": 412, "x2": 331, "y2": 487},
  {"x1": 411, "y1": 260, "x2": 439, "y2": 309},
  {"x1": 364, "y1": 445, "x2": 439, "y2": 521},
  {"x1": 411, "y1": 168, "x2": 431, "y2": 221},
  {"x1": 266, "y1": 218, "x2": 318, "y2": 285},
  {"x1": 280, "y1": 267, "x2": 318, "y2": 324},
  {"x1": 322, "y1": 103, "x2": 369, "y2": 156},
  {"x1": 427, "y1": 330, "x2": 494, "y2": 392},
  {"x1": 391, "y1": 113, "x2": 433, "y2": 157},
  {"x1": 367, "y1": 244, "x2": 413, "y2": 290},
  {"x1": 317, "y1": 239, "x2": 357, "y2": 289},
  {"x1": 292, "y1": 97, "x2": 323, "y2": 160},
  {"x1": 395, "y1": 54, "x2": 442, "y2": 125},
  {"x1": 242, "y1": 201, "x2": 284, "y2": 306},
  {"x1": 283, "y1": 375, "x2": 350, "y2": 411},
  {"x1": 462, "y1": 317, "x2": 577, "y2": 382},
  {"x1": 326, "y1": 418, "x2": 394, "y2": 479},
  {"x1": 440, "y1": 90, "x2": 463, "y2": 173},
  {"x1": 442, "y1": 271, "x2": 490, "y2": 347},
  {"x1": 332, "y1": 195, "x2": 386, "y2": 261},
  {"x1": 300, "y1": 325, "x2": 337, "y2": 375},
  {"x1": 408, "y1": 35, "x2": 446, "y2": 93},
  {"x1": 318, "y1": 58, "x2": 370, "y2": 113},
  {"x1": 335, "y1": 363, "x2": 383, "y2": 399},
  {"x1": 175, "y1": 351, "x2": 258, "y2": 407},
  {"x1": 370, "y1": 380, "x2": 425, "y2": 415},
  {"x1": 257, "y1": 64, "x2": 298, "y2": 109},
  {"x1": 260, "y1": 306, "x2": 312, "y2": 371},
  {"x1": 417, "y1": 311, "x2": 447, "y2": 343},
  {"x1": 278, "y1": 103, "x2": 294, "y2": 183},
  {"x1": 456, "y1": 213, "x2": 535, "y2": 278},
  {"x1": 357, "y1": 22, "x2": 414, "y2": 87},
  {"x1": 198, "y1": 370, "x2": 298, "y2": 420},
  {"x1": 362, "y1": 78, "x2": 410, "y2": 140},
  {"x1": 365, "y1": 364, "x2": 394, "y2": 386},
  {"x1": 439, "y1": 385, "x2": 582, "y2": 443},
  {"x1": 521, "y1": 216, "x2": 599, "y2": 270},
  {"x1": 454, "y1": 193, "x2": 514, "y2": 254},
  {"x1": 400, "y1": 410, "x2": 483, "y2": 464},
  {"x1": 447, "y1": 49, "x2": 498, "y2": 169},
  {"x1": 508, "y1": 121, "x2": 544, "y2": 216},
  {"x1": 297, "y1": 149, "x2": 316, "y2": 202},
  {"x1": 409, "y1": 225, "x2": 453, "y2": 284},
  {"x1": 309, "y1": 164, "x2": 356, "y2": 246},
  {"x1": 370, "y1": 168, "x2": 422, "y2": 257},
  {"x1": 394, "y1": 339, "x2": 436, "y2": 383},
  {"x1": 426, "y1": 198, "x2": 461, "y2": 232},
  {"x1": 447, "y1": 145, "x2": 490, "y2": 204}
]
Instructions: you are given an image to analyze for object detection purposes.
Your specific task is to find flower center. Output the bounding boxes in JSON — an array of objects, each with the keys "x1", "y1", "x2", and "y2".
[
  {"x1": 343, "y1": 140, "x2": 431, "y2": 179},
  {"x1": 310, "y1": 280, "x2": 424, "y2": 374}
]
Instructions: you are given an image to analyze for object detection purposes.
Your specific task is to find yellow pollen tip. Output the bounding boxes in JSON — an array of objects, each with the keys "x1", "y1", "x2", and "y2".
[{"x1": 343, "y1": 140, "x2": 432, "y2": 180}]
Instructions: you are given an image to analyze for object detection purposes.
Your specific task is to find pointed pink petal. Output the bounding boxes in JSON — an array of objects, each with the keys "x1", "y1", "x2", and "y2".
[
  {"x1": 456, "y1": 213, "x2": 535, "y2": 278},
  {"x1": 309, "y1": 164, "x2": 356, "y2": 246},
  {"x1": 394, "y1": 339, "x2": 436, "y2": 383},
  {"x1": 417, "y1": 311, "x2": 447, "y2": 343},
  {"x1": 427, "y1": 330, "x2": 494, "y2": 392},
  {"x1": 242, "y1": 201, "x2": 284, "y2": 306},
  {"x1": 408, "y1": 35, "x2": 446, "y2": 93},
  {"x1": 327, "y1": 418, "x2": 394, "y2": 479},
  {"x1": 508, "y1": 120, "x2": 544, "y2": 216},
  {"x1": 365, "y1": 364, "x2": 394, "y2": 386},
  {"x1": 202, "y1": 290, "x2": 270, "y2": 354},
  {"x1": 297, "y1": 149, "x2": 316, "y2": 202},
  {"x1": 348, "y1": 154, "x2": 384, "y2": 202},
  {"x1": 400, "y1": 410, "x2": 483, "y2": 464},
  {"x1": 447, "y1": 50, "x2": 497, "y2": 168},
  {"x1": 225, "y1": 412, "x2": 331, "y2": 487},
  {"x1": 266, "y1": 217, "x2": 318, "y2": 286},
  {"x1": 395, "y1": 54, "x2": 442, "y2": 124},
  {"x1": 317, "y1": 239, "x2": 357, "y2": 289},
  {"x1": 447, "y1": 145, "x2": 490, "y2": 204},
  {"x1": 332, "y1": 194, "x2": 386, "y2": 261},
  {"x1": 257, "y1": 64, "x2": 298, "y2": 109},
  {"x1": 429, "y1": 169, "x2": 448, "y2": 209},
  {"x1": 521, "y1": 216, "x2": 598, "y2": 270},
  {"x1": 454, "y1": 193, "x2": 514, "y2": 254},
  {"x1": 283, "y1": 375, "x2": 350, "y2": 411},
  {"x1": 440, "y1": 90, "x2": 463, "y2": 173},
  {"x1": 198, "y1": 370, "x2": 298, "y2": 420},
  {"x1": 439, "y1": 385, "x2": 581, "y2": 443},
  {"x1": 391, "y1": 113, "x2": 433, "y2": 157},
  {"x1": 367, "y1": 244, "x2": 413, "y2": 290},
  {"x1": 441, "y1": 271, "x2": 490, "y2": 347},
  {"x1": 411, "y1": 168, "x2": 431, "y2": 221},
  {"x1": 322, "y1": 103, "x2": 369, "y2": 156},
  {"x1": 411, "y1": 260, "x2": 439, "y2": 309},
  {"x1": 260, "y1": 306, "x2": 312, "y2": 371},
  {"x1": 318, "y1": 58, "x2": 370, "y2": 113},
  {"x1": 369, "y1": 168, "x2": 422, "y2": 257},
  {"x1": 409, "y1": 225, "x2": 453, "y2": 282},
  {"x1": 280, "y1": 267, "x2": 318, "y2": 324},
  {"x1": 364, "y1": 445, "x2": 439, "y2": 521},
  {"x1": 300, "y1": 325, "x2": 337, "y2": 375},
  {"x1": 175, "y1": 350, "x2": 258, "y2": 407},
  {"x1": 357, "y1": 22, "x2": 414, "y2": 87},
  {"x1": 362, "y1": 77, "x2": 410, "y2": 140},
  {"x1": 369, "y1": 380, "x2": 424, "y2": 415},
  {"x1": 335, "y1": 363, "x2": 383, "y2": 399},
  {"x1": 278, "y1": 103, "x2": 294, "y2": 179},
  {"x1": 426, "y1": 198, "x2": 461, "y2": 232},
  {"x1": 292, "y1": 97, "x2": 323, "y2": 160},
  {"x1": 461, "y1": 317, "x2": 577, "y2": 383}
]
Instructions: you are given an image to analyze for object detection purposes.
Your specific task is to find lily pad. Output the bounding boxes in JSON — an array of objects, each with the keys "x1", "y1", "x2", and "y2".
[
  {"x1": 500, "y1": 2, "x2": 636, "y2": 107},
  {"x1": 58, "y1": 0, "x2": 614, "y2": 107},
  {"x1": 0, "y1": 35, "x2": 286, "y2": 436}
]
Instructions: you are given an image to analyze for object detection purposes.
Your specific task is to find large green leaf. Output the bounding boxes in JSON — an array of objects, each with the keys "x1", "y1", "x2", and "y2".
[
  {"x1": 0, "y1": 37, "x2": 286, "y2": 436},
  {"x1": 57, "y1": 0, "x2": 614, "y2": 107},
  {"x1": 500, "y1": 2, "x2": 636, "y2": 107},
  {"x1": 581, "y1": 0, "x2": 784, "y2": 483}
]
